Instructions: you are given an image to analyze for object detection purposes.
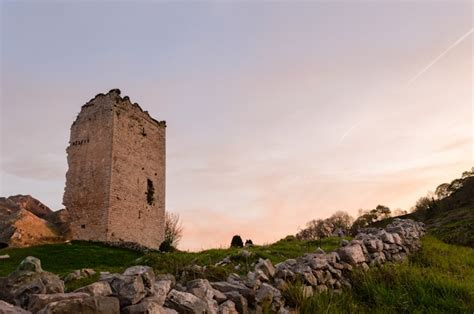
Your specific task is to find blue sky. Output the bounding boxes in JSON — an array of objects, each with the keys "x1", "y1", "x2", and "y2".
[{"x1": 1, "y1": 1, "x2": 472, "y2": 250}]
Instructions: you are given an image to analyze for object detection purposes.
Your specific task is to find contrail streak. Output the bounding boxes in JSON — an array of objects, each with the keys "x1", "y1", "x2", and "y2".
[
  {"x1": 406, "y1": 28, "x2": 473, "y2": 85},
  {"x1": 339, "y1": 122, "x2": 360, "y2": 143}
]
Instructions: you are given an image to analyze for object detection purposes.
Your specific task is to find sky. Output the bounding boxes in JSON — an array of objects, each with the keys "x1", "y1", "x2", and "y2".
[{"x1": 0, "y1": 0, "x2": 472, "y2": 251}]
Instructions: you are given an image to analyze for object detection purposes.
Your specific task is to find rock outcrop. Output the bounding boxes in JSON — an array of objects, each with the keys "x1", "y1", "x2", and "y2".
[{"x1": 0, "y1": 195, "x2": 69, "y2": 248}]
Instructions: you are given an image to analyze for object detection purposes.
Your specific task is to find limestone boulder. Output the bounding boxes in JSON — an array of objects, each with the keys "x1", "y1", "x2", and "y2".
[
  {"x1": 392, "y1": 233, "x2": 403, "y2": 245},
  {"x1": 17, "y1": 256, "x2": 43, "y2": 273},
  {"x1": 378, "y1": 230, "x2": 395, "y2": 244},
  {"x1": 254, "y1": 259, "x2": 275, "y2": 278},
  {"x1": 218, "y1": 300, "x2": 238, "y2": 314},
  {"x1": 186, "y1": 279, "x2": 214, "y2": 301},
  {"x1": 274, "y1": 268, "x2": 296, "y2": 282},
  {"x1": 122, "y1": 298, "x2": 166, "y2": 314},
  {"x1": 226, "y1": 273, "x2": 241, "y2": 285},
  {"x1": 337, "y1": 243, "x2": 366, "y2": 265},
  {"x1": 74, "y1": 281, "x2": 112, "y2": 297},
  {"x1": 274, "y1": 278, "x2": 289, "y2": 292},
  {"x1": 124, "y1": 266, "x2": 156, "y2": 296},
  {"x1": 186, "y1": 279, "x2": 218, "y2": 313},
  {"x1": 0, "y1": 300, "x2": 31, "y2": 314},
  {"x1": 255, "y1": 283, "x2": 283, "y2": 311},
  {"x1": 151, "y1": 280, "x2": 172, "y2": 306},
  {"x1": 103, "y1": 274, "x2": 146, "y2": 306},
  {"x1": 212, "y1": 289, "x2": 227, "y2": 304},
  {"x1": 210, "y1": 282, "x2": 254, "y2": 302},
  {"x1": 222, "y1": 291, "x2": 248, "y2": 314},
  {"x1": 155, "y1": 274, "x2": 176, "y2": 287},
  {"x1": 164, "y1": 289, "x2": 207, "y2": 314},
  {"x1": 307, "y1": 256, "x2": 328, "y2": 270},
  {"x1": 244, "y1": 270, "x2": 267, "y2": 290},
  {"x1": 36, "y1": 296, "x2": 119, "y2": 314},
  {"x1": 27, "y1": 293, "x2": 89, "y2": 313},
  {"x1": 0, "y1": 257, "x2": 64, "y2": 308},
  {"x1": 64, "y1": 268, "x2": 96, "y2": 283}
]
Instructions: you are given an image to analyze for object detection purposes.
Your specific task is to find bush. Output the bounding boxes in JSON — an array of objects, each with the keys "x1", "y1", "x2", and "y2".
[
  {"x1": 159, "y1": 239, "x2": 177, "y2": 252},
  {"x1": 230, "y1": 235, "x2": 244, "y2": 248},
  {"x1": 163, "y1": 212, "x2": 183, "y2": 250}
]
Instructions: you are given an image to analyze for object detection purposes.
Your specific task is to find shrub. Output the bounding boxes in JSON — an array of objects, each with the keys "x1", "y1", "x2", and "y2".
[
  {"x1": 159, "y1": 239, "x2": 176, "y2": 252},
  {"x1": 230, "y1": 235, "x2": 243, "y2": 248},
  {"x1": 163, "y1": 212, "x2": 183, "y2": 250}
]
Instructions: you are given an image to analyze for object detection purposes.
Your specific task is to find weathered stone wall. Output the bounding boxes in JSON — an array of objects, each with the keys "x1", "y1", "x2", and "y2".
[
  {"x1": 63, "y1": 89, "x2": 166, "y2": 249},
  {"x1": 107, "y1": 93, "x2": 166, "y2": 249},
  {"x1": 63, "y1": 95, "x2": 114, "y2": 242}
]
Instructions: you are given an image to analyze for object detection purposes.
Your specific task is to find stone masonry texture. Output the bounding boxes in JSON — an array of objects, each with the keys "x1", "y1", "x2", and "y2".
[{"x1": 63, "y1": 89, "x2": 166, "y2": 249}]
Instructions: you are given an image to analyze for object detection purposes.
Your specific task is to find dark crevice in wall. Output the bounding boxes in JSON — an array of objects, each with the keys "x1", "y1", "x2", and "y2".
[{"x1": 146, "y1": 179, "x2": 155, "y2": 205}]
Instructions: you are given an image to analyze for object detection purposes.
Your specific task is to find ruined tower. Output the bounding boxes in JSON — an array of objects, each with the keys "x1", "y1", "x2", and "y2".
[{"x1": 63, "y1": 89, "x2": 166, "y2": 249}]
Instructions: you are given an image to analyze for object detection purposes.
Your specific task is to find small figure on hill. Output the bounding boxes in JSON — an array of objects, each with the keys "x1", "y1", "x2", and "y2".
[
  {"x1": 230, "y1": 235, "x2": 244, "y2": 248},
  {"x1": 245, "y1": 239, "x2": 254, "y2": 247}
]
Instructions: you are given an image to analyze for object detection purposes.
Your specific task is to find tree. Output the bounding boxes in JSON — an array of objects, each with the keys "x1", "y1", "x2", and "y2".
[
  {"x1": 350, "y1": 214, "x2": 371, "y2": 234},
  {"x1": 374, "y1": 205, "x2": 391, "y2": 219},
  {"x1": 231, "y1": 235, "x2": 244, "y2": 248},
  {"x1": 413, "y1": 195, "x2": 436, "y2": 215},
  {"x1": 327, "y1": 211, "x2": 354, "y2": 235},
  {"x1": 296, "y1": 228, "x2": 312, "y2": 240},
  {"x1": 160, "y1": 212, "x2": 183, "y2": 252},
  {"x1": 435, "y1": 183, "x2": 451, "y2": 200},
  {"x1": 393, "y1": 208, "x2": 408, "y2": 216},
  {"x1": 461, "y1": 167, "x2": 474, "y2": 179},
  {"x1": 350, "y1": 205, "x2": 391, "y2": 235}
]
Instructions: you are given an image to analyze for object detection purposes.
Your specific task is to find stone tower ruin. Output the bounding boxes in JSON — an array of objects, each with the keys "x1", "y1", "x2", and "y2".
[{"x1": 63, "y1": 89, "x2": 166, "y2": 249}]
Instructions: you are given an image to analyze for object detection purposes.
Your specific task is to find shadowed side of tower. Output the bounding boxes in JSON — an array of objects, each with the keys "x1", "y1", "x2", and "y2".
[{"x1": 63, "y1": 89, "x2": 166, "y2": 249}]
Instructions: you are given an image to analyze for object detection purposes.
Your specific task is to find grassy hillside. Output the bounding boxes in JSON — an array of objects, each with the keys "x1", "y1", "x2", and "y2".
[
  {"x1": 0, "y1": 241, "x2": 141, "y2": 277},
  {"x1": 423, "y1": 206, "x2": 474, "y2": 247},
  {"x1": 295, "y1": 236, "x2": 474, "y2": 313},
  {"x1": 367, "y1": 205, "x2": 474, "y2": 248},
  {"x1": 0, "y1": 236, "x2": 472, "y2": 312}
]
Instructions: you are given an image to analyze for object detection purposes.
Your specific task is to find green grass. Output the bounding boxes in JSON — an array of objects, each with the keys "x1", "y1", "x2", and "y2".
[
  {"x1": 0, "y1": 241, "x2": 143, "y2": 291},
  {"x1": 0, "y1": 237, "x2": 346, "y2": 287},
  {"x1": 1, "y1": 235, "x2": 472, "y2": 312},
  {"x1": 138, "y1": 236, "x2": 347, "y2": 282},
  {"x1": 426, "y1": 207, "x2": 474, "y2": 247},
  {"x1": 0, "y1": 241, "x2": 141, "y2": 276},
  {"x1": 292, "y1": 236, "x2": 474, "y2": 313}
]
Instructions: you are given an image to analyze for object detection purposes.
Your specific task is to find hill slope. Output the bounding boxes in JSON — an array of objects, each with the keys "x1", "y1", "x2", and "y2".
[
  {"x1": 368, "y1": 174, "x2": 474, "y2": 247},
  {"x1": 0, "y1": 236, "x2": 472, "y2": 312}
]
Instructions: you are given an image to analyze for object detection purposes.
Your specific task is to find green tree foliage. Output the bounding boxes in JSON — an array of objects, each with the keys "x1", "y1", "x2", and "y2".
[
  {"x1": 413, "y1": 168, "x2": 474, "y2": 216},
  {"x1": 296, "y1": 211, "x2": 353, "y2": 240},
  {"x1": 230, "y1": 235, "x2": 244, "y2": 248},
  {"x1": 350, "y1": 205, "x2": 392, "y2": 234}
]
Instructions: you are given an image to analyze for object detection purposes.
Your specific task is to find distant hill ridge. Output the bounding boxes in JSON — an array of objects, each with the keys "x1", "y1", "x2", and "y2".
[{"x1": 0, "y1": 195, "x2": 53, "y2": 219}]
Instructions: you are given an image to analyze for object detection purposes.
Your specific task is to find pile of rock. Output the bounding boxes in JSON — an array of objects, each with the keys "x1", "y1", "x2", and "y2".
[
  {"x1": 64, "y1": 268, "x2": 96, "y2": 283},
  {"x1": 0, "y1": 219, "x2": 424, "y2": 313}
]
